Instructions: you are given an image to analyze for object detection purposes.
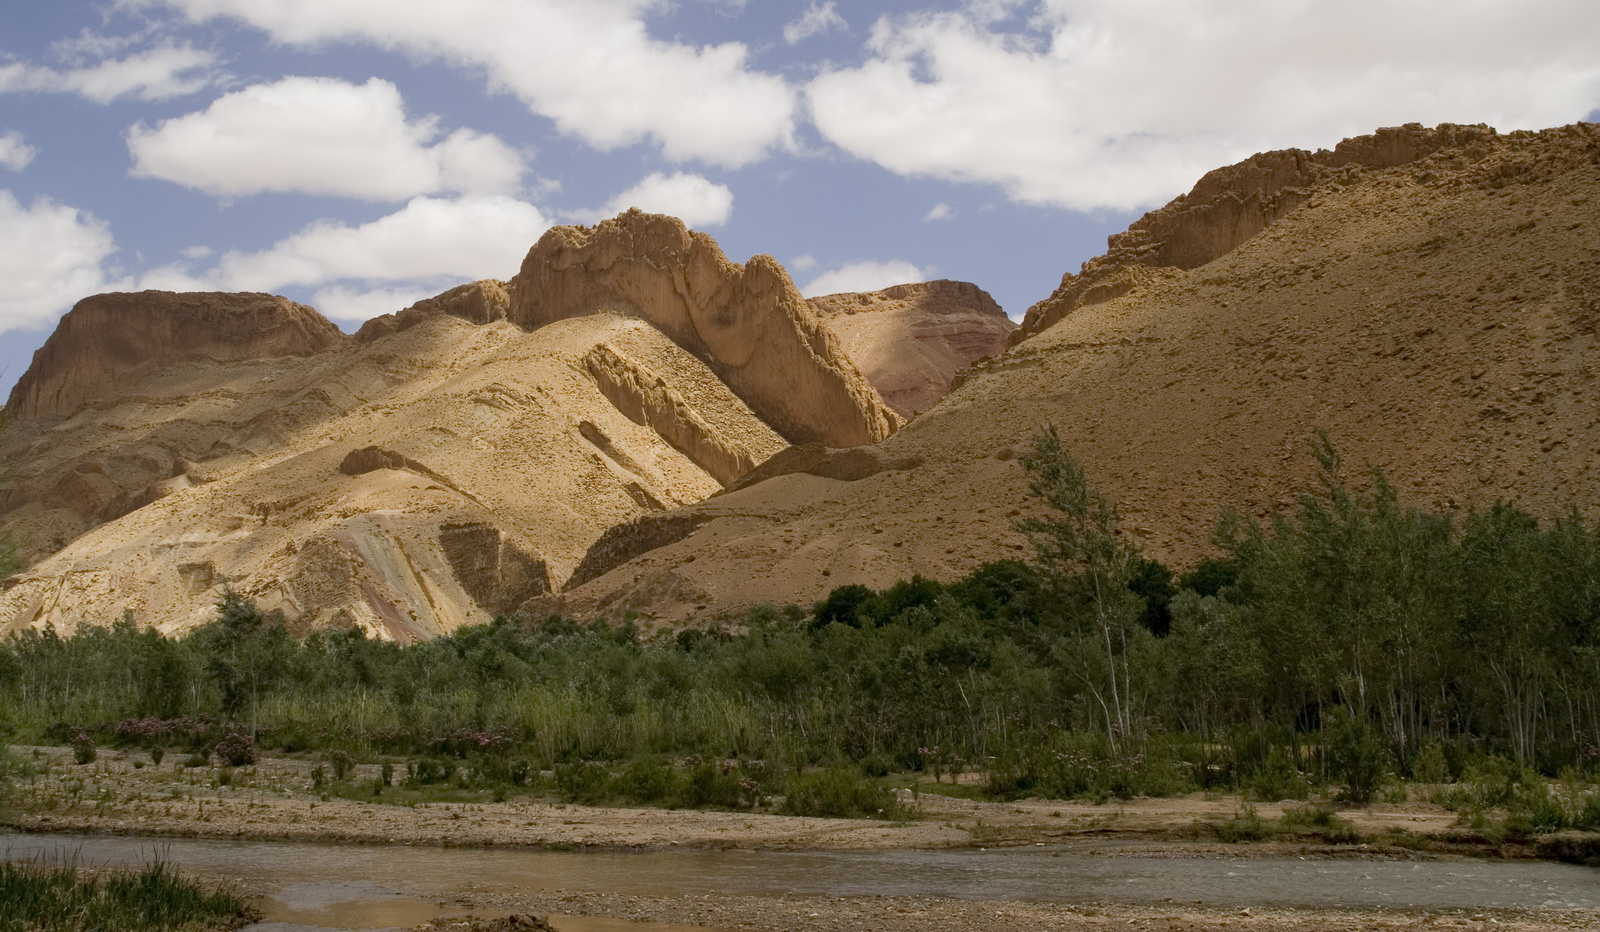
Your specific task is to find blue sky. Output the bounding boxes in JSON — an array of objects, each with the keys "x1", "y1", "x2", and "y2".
[{"x1": 3, "y1": 0, "x2": 1598, "y2": 399}]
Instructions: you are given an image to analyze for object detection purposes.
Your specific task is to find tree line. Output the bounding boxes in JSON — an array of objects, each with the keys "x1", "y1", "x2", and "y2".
[{"x1": 2, "y1": 429, "x2": 1599, "y2": 803}]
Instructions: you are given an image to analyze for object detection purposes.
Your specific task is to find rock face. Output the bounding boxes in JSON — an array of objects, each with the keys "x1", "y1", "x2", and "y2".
[
  {"x1": 508, "y1": 210, "x2": 901, "y2": 447},
  {"x1": 7, "y1": 291, "x2": 346, "y2": 419},
  {"x1": 540, "y1": 122, "x2": 1600, "y2": 625},
  {"x1": 1016, "y1": 123, "x2": 1510, "y2": 343},
  {"x1": 0, "y1": 307, "x2": 785, "y2": 638},
  {"x1": 809, "y1": 279, "x2": 1013, "y2": 417}
]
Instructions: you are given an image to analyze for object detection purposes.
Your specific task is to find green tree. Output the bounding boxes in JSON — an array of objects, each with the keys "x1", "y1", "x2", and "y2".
[
  {"x1": 1015, "y1": 425, "x2": 1146, "y2": 753},
  {"x1": 198, "y1": 590, "x2": 291, "y2": 741}
]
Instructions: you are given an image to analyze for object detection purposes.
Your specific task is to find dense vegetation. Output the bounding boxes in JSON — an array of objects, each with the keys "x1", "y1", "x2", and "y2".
[
  {"x1": 0, "y1": 856, "x2": 257, "y2": 932},
  {"x1": 2, "y1": 429, "x2": 1599, "y2": 819}
]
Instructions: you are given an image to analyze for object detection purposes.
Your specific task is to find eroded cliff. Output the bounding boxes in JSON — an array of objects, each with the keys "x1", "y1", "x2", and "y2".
[{"x1": 509, "y1": 210, "x2": 901, "y2": 447}]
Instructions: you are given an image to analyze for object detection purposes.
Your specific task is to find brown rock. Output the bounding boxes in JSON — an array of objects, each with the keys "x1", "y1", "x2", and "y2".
[
  {"x1": 810, "y1": 279, "x2": 1014, "y2": 417},
  {"x1": 549, "y1": 121, "x2": 1600, "y2": 624},
  {"x1": 1015, "y1": 122, "x2": 1504, "y2": 343},
  {"x1": 6, "y1": 291, "x2": 345, "y2": 420},
  {"x1": 354, "y1": 280, "x2": 509, "y2": 342},
  {"x1": 509, "y1": 209, "x2": 901, "y2": 447}
]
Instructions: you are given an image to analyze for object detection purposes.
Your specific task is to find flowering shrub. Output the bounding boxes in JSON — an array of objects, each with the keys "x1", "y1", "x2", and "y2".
[
  {"x1": 70, "y1": 728, "x2": 97, "y2": 765},
  {"x1": 212, "y1": 732, "x2": 256, "y2": 767}
]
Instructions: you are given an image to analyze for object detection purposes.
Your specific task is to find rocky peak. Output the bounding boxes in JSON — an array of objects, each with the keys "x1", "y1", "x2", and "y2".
[
  {"x1": 509, "y1": 209, "x2": 900, "y2": 447},
  {"x1": 7, "y1": 291, "x2": 346, "y2": 420},
  {"x1": 809, "y1": 279, "x2": 1014, "y2": 417},
  {"x1": 1014, "y1": 122, "x2": 1524, "y2": 343}
]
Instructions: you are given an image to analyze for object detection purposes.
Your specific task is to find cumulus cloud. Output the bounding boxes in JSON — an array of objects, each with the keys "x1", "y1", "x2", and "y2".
[
  {"x1": 145, "y1": 195, "x2": 550, "y2": 297},
  {"x1": 0, "y1": 192, "x2": 124, "y2": 331},
  {"x1": 0, "y1": 42, "x2": 218, "y2": 103},
  {"x1": 806, "y1": 0, "x2": 1600, "y2": 210},
  {"x1": 571, "y1": 172, "x2": 734, "y2": 228},
  {"x1": 160, "y1": 0, "x2": 795, "y2": 167},
  {"x1": 800, "y1": 260, "x2": 928, "y2": 298},
  {"x1": 784, "y1": 2, "x2": 847, "y2": 44},
  {"x1": 127, "y1": 76, "x2": 526, "y2": 201},
  {"x1": 924, "y1": 203, "x2": 954, "y2": 222},
  {"x1": 0, "y1": 132, "x2": 37, "y2": 172}
]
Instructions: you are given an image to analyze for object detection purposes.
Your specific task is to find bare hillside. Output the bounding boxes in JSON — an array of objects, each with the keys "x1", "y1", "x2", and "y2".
[
  {"x1": 0, "y1": 214, "x2": 1001, "y2": 637},
  {"x1": 543, "y1": 122, "x2": 1600, "y2": 625}
]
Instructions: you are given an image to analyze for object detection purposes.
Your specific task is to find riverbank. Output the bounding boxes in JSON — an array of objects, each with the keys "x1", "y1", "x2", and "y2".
[{"x1": 2, "y1": 745, "x2": 1497, "y2": 857}]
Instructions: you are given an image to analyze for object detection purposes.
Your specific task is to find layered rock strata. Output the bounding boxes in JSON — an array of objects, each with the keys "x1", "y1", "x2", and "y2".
[
  {"x1": 810, "y1": 280, "x2": 1013, "y2": 417},
  {"x1": 509, "y1": 210, "x2": 901, "y2": 447}
]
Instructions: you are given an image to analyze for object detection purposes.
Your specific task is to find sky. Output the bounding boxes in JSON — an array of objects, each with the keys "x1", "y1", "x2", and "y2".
[{"x1": 2, "y1": 1, "x2": 1598, "y2": 400}]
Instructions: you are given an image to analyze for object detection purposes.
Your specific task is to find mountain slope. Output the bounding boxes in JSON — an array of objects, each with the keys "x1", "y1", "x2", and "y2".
[{"x1": 542, "y1": 122, "x2": 1600, "y2": 625}]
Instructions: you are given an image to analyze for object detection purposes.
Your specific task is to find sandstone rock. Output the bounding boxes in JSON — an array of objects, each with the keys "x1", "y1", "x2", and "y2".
[
  {"x1": 809, "y1": 279, "x2": 1014, "y2": 417},
  {"x1": 7, "y1": 291, "x2": 345, "y2": 420},
  {"x1": 509, "y1": 210, "x2": 901, "y2": 447},
  {"x1": 0, "y1": 312, "x2": 774, "y2": 638}
]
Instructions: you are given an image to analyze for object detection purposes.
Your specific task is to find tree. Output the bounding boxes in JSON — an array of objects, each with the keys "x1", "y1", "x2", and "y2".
[
  {"x1": 199, "y1": 590, "x2": 291, "y2": 741},
  {"x1": 1015, "y1": 425, "x2": 1146, "y2": 753}
]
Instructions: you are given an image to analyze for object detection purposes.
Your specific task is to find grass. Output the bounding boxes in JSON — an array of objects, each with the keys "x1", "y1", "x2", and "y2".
[{"x1": 0, "y1": 855, "x2": 258, "y2": 932}]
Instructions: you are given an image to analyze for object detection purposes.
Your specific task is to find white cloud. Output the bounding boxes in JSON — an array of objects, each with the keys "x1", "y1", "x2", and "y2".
[
  {"x1": 0, "y1": 132, "x2": 37, "y2": 172},
  {"x1": 127, "y1": 76, "x2": 526, "y2": 201},
  {"x1": 0, "y1": 42, "x2": 218, "y2": 103},
  {"x1": 161, "y1": 0, "x2": 796, "y2": 167},
  {"x1": 924, "y1": 203, "x2": 954, "y2": 222},
  {"x1": 149, "y1": 195, "x2": 550, "y2": 294},
  {"x1": 807, "y1": 0, "x2": 1600, "y2": 211},
  {"x1": 310, "y1": 284, "x2": 438, "y2": 323},
  {"x1": 785, "y1": 2, "x2": 847, "y2": 44},
  {"x1": 0, "y1": 192, "x2": 125, "y2": 332},
  {"x1": 571, "y1": 172, "x2": 734, "y2": 228},
  {"x1": 800, "y1": 260, "x2": 928, "y2": 298},
  {"x1": 789, "y1": 254, "x2": 817, "y2": 272}
]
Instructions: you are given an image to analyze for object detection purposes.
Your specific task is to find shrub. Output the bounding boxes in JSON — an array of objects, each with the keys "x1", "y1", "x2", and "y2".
[
  {"x1": 212, "y1": 732, "x2": 256, "y2": 767},
  {"x1": 781, "y1": 767, "x2": 903, "y2": 819},
  {"x1": 1215, "y1": 804, "x2": 1269, "y2": 843},
  {"x1": 69, "y1": 729, "x2": 97, "y2": 766},
  {"x1": 326, "y1": 750, "x2": 353, "y2": 781},
  {"x1": 1245, "y1": 748, "x2": 1312, "y2": 801},
  {"x1": 1324, "y1": 707, "x2": 1386, "y2": 803}
]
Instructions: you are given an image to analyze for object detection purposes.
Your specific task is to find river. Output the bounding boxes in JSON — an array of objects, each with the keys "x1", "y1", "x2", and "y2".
[{"x1": 3, "y1": 831, "x2": 1597, "y2": 930}]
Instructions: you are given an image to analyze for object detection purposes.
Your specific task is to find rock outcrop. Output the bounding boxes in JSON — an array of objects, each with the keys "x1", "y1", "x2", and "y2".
[
  {"x1": 1015, "y1": 122, "x2": 1512, "y2": 343},
  {"x1": 509, "y1": 210, "x2": 901, "y2": 448},
  {"x1": 355, "y1": 280, "x2": 510, "y2": 342},
  {"x1": 809, "y1": 279, "x2": 1013, "y2": 417},
  {"x1": 6, "y1": 291, "x2": 346, "y2": 419}
]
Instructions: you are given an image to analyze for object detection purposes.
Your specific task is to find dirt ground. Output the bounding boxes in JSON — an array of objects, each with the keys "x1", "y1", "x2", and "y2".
[
  {"x1": 5, "y1": 746, "x2": 1596, "y2": 932},
  {"x1": 4, "y1": 746, "x2": 1468, "y2": 852}
]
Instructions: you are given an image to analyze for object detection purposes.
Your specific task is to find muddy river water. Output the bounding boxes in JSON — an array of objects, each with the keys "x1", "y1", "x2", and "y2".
[{"x1": 4, "y1": 831, "x2": 1598, "y2": 930}]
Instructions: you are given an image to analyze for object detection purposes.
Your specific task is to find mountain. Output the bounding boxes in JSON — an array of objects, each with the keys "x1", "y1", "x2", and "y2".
[
  {"x1": 541, "y1": 121, "x2": 1600, "y2": 625},
  {"x1": 0, "y1": 213, "x2": 1002, "y2": 637}
]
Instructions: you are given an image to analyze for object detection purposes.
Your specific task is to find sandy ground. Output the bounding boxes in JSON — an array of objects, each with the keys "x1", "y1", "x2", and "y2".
[
  {"x1": 5, "y1": 746, "x2": 1469, "y2": 853},
  {"x1": 6, "y1": 747, "x2": 1596, "y2": 932}
]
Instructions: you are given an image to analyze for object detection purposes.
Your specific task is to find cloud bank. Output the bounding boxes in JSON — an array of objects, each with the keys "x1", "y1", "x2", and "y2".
[
  {"x1": 807, "y1": 0, "x2": 1600, "y2": 210},
  {"x1": 801, "y1": 260, "x2": 928, "y2": 298},
  {"x1": 128, "y1": 77, "x2": 526, "y2": 200},
  {"x1": 161, "y1": 0, "x2": 796, "y2": 167},
  {"x1": 0, "y1": 42, "x2": 219, "y2": 103},
  {"x1": 0, "y1": 192, "x2": 123, "y2": 331}
]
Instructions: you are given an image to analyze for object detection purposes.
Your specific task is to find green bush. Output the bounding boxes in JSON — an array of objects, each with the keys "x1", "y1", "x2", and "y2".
[
  {"x1": 781, "y1": 767, "x2": 903, "y2": 819},
  {"x1": 0, "y1": 856, "x2": 257, "y2": 931},
  {"x1": 1215, "y1": 804, "x2": 1269, "y2": 843}
]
